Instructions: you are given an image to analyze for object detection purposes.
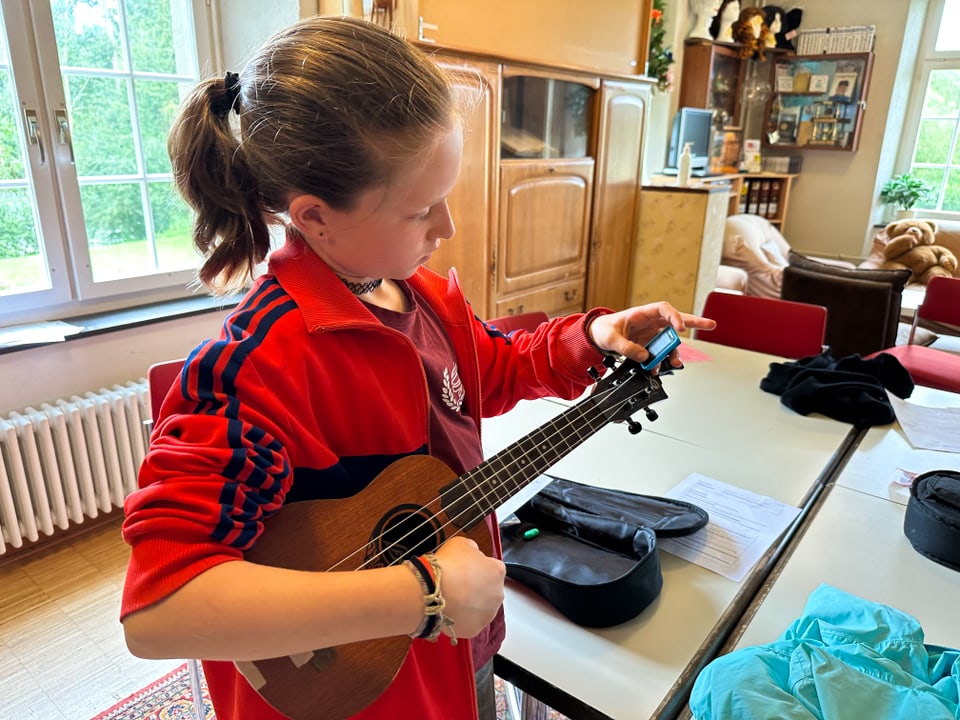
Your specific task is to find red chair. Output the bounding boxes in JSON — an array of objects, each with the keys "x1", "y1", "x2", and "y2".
[
  {"x1": 486, "y1": 310, "x2": 549, "y2": 334},
  {"x1": 147, "y1": 358, "x2": 187, "y2": 423},
  {"x1": 144, "y1": 356, "x2": 205, "y2": 720},
  {"x1": 694, "y1": 291, "x2": 827, "y2": 359},
  {"x1": 869, "y1": 276, "x2": 960, "y2": 393}
]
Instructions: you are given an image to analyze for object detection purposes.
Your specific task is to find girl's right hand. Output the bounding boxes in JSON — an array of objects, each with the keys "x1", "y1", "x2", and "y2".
[{"x1": 432, "y1": 536, "x2": 505, "y2": 639}]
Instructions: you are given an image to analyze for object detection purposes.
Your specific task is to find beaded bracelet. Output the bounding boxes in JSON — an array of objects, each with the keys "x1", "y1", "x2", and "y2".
[{"x1": 404, "y1": 553, "x2": 457, "y2": 644}]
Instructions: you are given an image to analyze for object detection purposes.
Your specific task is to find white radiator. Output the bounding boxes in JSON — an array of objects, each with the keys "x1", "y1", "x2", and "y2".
[{"x1": 0, "y1": 381, "x2": 149, "y2": 555}]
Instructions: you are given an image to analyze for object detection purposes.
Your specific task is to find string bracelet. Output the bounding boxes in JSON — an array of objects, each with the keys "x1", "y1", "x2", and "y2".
[{"x1": 404, "y1": 553, "x2": 457, "y2": 645}]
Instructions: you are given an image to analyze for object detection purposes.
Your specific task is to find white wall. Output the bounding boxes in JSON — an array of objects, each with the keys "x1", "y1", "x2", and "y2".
[
  {"x1": 651, "y1": 1, "x2": 930, "y2": 261},
  {"x1": 778, "y1": 0, "x2": 928, "y2": 260},
  {"x1": 0, "y1": 313, "x2": 226, "y2": 416}
]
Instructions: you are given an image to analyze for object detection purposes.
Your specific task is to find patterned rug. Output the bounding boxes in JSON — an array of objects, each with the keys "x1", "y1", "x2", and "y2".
[
  {"x1": 89, "y1": 663, "x2": 564, "y2": 720},
  {"x1": 90, "y1": 663, "x2": 214, "y2": 720}
]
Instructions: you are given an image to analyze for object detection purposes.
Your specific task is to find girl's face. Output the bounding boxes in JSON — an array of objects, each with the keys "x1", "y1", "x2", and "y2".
[{"x1": 296, "y1": 124, "x2": 463, "y2": 282}]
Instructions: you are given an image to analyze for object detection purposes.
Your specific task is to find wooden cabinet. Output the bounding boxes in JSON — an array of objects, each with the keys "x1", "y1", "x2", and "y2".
[
  {"x1": 678, "y1": 40, "x2": 745, "y2": 126},
  {"x1": 631, "y1": 185, "x2": 729, "y2": 316},
  {"x1": 587, "y1": 80, "x2": 649, "y2": 310},
  {"x1": 423, "y1": 50, "x2": 651, "y2": 319},
  {"x1": 424, "y1": 54, "x2": 501, "y2": 314},
  {"x1": 764, "y1": 53, "x2": 874, "y2": 152},
  {"x1": 726, "y1": 173, "x2": 796, "y2": 226},
  {"x1": 496, "y1": 159, "x2": 594, "y2": 311},
  {"x1": 416, "y1": 0, "x2": 652, "y2": 77},
  {"x1": 650, "y1": 171, "x2": 797, "y2": 227}
]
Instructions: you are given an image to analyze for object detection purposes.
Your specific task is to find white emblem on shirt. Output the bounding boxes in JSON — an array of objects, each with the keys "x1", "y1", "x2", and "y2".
[{"x1": 441, "y1": 364, "x2": 465, "y2": 413}]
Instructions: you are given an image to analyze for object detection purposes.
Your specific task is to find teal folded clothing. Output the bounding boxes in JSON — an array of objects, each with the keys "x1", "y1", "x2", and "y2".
[{"x1": 689, "y1": 584, "x2": 960, "y2": 719}]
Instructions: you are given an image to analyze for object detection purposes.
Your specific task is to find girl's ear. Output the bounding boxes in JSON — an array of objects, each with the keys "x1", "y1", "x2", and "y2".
[{"x1": 288, "y1": 194, "x2": 328, "y2": 239}]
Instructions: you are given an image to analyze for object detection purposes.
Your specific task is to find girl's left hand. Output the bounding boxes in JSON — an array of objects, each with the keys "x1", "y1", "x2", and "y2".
[{"x1": 587, "y1": 302, "x2": 716, "y2": 368}]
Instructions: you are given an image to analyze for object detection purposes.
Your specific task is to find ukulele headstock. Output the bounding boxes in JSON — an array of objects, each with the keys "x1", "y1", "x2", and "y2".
[{"x1": 590, "y1": 356, "x2": 672, "y2": 433}]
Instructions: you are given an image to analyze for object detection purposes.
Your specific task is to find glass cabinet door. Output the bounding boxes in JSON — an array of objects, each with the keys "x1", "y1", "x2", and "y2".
[{"x1": 500, "y1": 75, "x2": 595, "y2": 159}]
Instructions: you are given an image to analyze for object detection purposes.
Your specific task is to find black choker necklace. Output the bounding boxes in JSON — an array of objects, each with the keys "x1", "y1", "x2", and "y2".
[{"x1": 339, "y1": 276, "x2": 383, "y2": 295}]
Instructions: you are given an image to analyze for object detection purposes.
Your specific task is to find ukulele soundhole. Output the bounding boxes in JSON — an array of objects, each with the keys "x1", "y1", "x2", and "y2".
[{"x1": 366, "y1": 503, "x2": 446, "y2": 567}]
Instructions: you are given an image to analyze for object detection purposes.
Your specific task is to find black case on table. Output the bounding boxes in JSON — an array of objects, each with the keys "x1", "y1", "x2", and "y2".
[{"x1": 501, "y1": 477, "x2": 708, "y2": 628}]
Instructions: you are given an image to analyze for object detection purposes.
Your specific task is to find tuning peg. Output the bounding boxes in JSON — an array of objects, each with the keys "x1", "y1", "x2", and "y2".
[
  {"x1": 626, "y1": 418, "x2": 643, "y2": 434},
  {"x1": 602, "y1": 355, "x2": 618, "y2": 369},
  {"x1": 645, "y1": 408, "x2": 659, "y2": 422},
  {"x1": 659, "y1": 361, "x2": 684, "y2": 375},
  {"x1": 587, "y1": 366, "x2": 601, "y2": 380}
]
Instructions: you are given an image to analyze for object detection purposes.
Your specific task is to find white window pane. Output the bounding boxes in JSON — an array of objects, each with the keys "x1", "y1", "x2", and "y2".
[
  {"x1": 51, "y1": 0, "x2": 126, "y2": 72},
  {"x1": 49, "y1": 0, "x2": 201, "y2": 290},
  {"x1": 66, "y1": 74, "x2": 137, "y2": 176},
  {"x1": 0, "y1": 16, "x2": 52, "y2": 297},
  {"x1": 936, "y1": 0, "x2": 960, "y2": 52},
  {"x1": 149, "y1": 180, "x2": 197, "y2": 273}
]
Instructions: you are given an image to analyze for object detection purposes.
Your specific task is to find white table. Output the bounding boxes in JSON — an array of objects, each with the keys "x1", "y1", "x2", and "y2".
[
  {"x1": 730, "y1": 484, "x2": 960, "y2": 659},
  {"x1": 833, "y1": 386, "x2": 960, "y2": 505},
  {"x1": 682, "y1": 387, "x2": 960, "y2": 720},
  {"x1": 483, "y1": 341, "x2": 859, "y2": 720}
]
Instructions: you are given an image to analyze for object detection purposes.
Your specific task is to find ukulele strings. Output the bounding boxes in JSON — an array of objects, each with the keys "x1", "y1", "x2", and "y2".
[{"x1": 331, "y1": 376, "x2": 638, "y2": 572}]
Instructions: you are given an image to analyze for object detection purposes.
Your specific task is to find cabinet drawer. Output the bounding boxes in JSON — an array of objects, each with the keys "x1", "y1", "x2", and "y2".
[{"x1": 493, "y1": 279, "x2": 585, "y2": 318}]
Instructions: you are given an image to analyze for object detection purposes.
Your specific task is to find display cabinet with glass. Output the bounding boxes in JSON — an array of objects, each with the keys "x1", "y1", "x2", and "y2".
[
  {"x1": 764, "y1": 52, "x2": 874, "y2": 151},
  {"x1": 500, "y1": 75, "x2": 595, "y2": 159},
  {"x1": 678, "y1": 40, "x2": 746, "y2": 128},
  {"x1": 496, "y1": 72, "x2": 599, "y2": 312}
]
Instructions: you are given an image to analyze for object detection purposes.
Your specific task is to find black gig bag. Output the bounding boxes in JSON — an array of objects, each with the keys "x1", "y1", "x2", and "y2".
[
  {"x1": 500, "y1": 477, "x2": 708, "y2": 627},
  {"x1": 904, "y1": 470, "x2": 960, "y2": 572}
]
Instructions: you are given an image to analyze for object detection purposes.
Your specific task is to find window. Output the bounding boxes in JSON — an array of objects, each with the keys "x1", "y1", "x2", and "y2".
[
  {"x1": 901, "y1": 0, "x2": 960, "y2": 216},
  {"x1": 0, "y1": 0, "x2": 216, "y2": 327}
]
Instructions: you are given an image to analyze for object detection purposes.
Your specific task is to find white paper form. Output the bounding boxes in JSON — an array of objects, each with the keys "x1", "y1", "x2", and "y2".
[
  {"x1": 658, "y1": 473, "x2": 800, "y2": 582},
  {"x1": 888, "y1": 393, "x2": 960, "y2": 454}
]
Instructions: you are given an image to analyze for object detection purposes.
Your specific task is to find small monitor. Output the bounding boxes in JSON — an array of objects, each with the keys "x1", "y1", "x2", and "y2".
[{"x1": 665, "y1": 107, "x2": 715, "y2": 174}]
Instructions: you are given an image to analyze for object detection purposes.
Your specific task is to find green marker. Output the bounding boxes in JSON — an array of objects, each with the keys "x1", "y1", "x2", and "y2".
[{"x1": 523, "y1": 527, "x2": 540, "y2": 540}]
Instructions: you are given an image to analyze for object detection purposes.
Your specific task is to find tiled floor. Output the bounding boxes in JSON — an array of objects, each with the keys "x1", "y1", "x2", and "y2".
[
  {"x1": 0, "y1": 517, "x2": 564, "y2": 720},
  {"x1": 0, "y1": 517, "x2": 180, "y2": 719}
]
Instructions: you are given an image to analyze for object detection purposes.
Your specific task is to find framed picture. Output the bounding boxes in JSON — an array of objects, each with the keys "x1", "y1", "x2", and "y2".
[
  {"x1": 809, "y1": 74, "x2": 829, "y2": 93},
  {"x1": 830, "y1": 72, "x2": 859, "y2": 100},
  {"x1": 777, "y1": 74, "x2": 796, "y2": 92}
]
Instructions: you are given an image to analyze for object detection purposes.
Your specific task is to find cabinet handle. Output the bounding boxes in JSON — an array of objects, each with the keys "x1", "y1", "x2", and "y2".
[
  {"x1": 564, "y1": 290, "x2": 577, "y2": 302},
  {"x1": 418, "y1": 16, "x2": 438, "y2": 43}
]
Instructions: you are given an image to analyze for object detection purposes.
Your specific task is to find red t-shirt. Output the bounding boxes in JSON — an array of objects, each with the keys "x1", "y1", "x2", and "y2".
[{"x1": 365, "y1": 282, "x2": 506, "y2": 671}]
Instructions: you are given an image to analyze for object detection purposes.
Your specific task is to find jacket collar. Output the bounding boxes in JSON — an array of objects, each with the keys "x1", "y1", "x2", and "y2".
[{"x1": 267, "y1": 227, "x2": 470, "y2": 332}]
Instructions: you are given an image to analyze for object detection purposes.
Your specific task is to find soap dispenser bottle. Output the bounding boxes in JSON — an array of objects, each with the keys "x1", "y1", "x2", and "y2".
[{"x1": 677, "y1": 142, "x2": 693, "y2": 186}]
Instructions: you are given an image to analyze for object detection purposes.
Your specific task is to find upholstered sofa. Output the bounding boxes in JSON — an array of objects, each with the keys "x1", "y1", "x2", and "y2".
[
  {"x1": 719, "y1": 214, "x2": 856, "y2": 298},
  {"x1": 720, "y1": 214, "x2": 960, "y2": 300}
]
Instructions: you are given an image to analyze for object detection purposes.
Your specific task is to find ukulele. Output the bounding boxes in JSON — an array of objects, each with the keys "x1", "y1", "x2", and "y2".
[{"x1": 238, "y1": 356, "x2": 672, "y2": 719}]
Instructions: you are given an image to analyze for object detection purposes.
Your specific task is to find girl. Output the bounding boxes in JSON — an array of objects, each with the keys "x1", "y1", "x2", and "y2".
[{"x1": 120, "y1": 15, "x2": 714, "y2": 720}]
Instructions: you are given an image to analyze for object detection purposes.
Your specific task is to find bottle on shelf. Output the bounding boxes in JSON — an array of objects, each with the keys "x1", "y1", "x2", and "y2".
[{"x1": 677, "y1": 141, "x2": 693, "y2": 187}]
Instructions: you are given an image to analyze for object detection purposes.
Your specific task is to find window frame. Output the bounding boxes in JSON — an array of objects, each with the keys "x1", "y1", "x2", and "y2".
[
  {"x1": 895, "y1": 0, "x2": 960, "y2": 220},
  {"x1": 0, "y1": 0, "x2": 220, "y2": 328}
]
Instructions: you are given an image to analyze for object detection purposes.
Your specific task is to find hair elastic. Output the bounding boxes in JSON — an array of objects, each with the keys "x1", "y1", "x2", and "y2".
[{"x1": 211, "y1": 71, "x2": 241, "y2": 118}]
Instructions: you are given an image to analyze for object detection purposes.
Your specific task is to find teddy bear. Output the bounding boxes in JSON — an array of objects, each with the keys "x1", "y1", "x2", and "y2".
[{"x1": 879, "y1": 218, "x2": 959, "y2": 284}]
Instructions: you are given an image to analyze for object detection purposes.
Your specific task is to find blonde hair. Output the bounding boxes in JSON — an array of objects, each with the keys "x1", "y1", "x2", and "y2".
[{"x1": 168, "y1": 16, "x2": 455, "y2": 294}]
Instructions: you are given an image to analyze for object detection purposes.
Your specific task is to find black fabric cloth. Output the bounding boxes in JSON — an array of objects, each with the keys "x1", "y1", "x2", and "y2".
[{"x1": 760, "y1": 349, "x2": 914, "y2": 427}]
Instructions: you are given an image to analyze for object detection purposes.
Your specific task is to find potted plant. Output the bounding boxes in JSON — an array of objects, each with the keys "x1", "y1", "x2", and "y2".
[{"x1": 879, "y1": 173, "x2": 935, "y2": 218}]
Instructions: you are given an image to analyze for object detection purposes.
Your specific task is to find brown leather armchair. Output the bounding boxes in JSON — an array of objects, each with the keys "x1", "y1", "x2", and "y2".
[{"x1": 781, "y1": 252, "x2": 912, "y2": 359}]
